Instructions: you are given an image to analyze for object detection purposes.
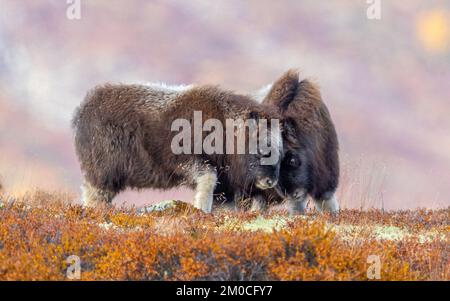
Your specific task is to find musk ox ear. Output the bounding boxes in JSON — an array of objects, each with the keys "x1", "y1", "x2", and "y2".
[
  {"x1": 283, "y1": 78, "x2": 323, "y2": 126},
  {"x1": 262, "y1": 69, "x2": 299, "y2": 110},
  {"x1": 294, "y1": 79, "x2": 321, "y2": 104}
]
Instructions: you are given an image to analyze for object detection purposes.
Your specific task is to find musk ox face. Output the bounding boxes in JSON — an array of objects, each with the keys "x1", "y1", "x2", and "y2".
[
  {"x1": 253, "y1": 155, "x2": 280, "y2": 190},
  {"x1": 274, "y1": 120, "x2": 312, "y2": 202},
  {"x1": 278, "y1": 148, "x2": 309, "y2": 201},
  {"x1": 238, "y1": 115, "x2": 283, "y2": 191},
  {"x1": 242, "y1": 158, "x2": 279, "y2": 190}
]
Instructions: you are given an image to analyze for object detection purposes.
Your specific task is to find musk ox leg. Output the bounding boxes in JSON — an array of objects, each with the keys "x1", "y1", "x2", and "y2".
[
  {"x1": 193, "y1": 169, "x2": 217, "y2": 213},
  {"x1": 234, "y1": 192, "x2": 250, "y2": 211},
  {"x1": 285, "y1": 188, "x2": 308, "y2": 215},
  {"x1": 250, "y1": 196, "x2": 267, "y2": 212},
  {"x1": 288, "y1": 198, "x2": 308, "y2": 215},
  {"x1": 287, "y1": 197, "x2": 308, "y2": 215},
  {"x1": 313, "y1": 192, "x2": 340, "y2": 214},
  {"x1": 81, "y1": 181, "x2": 116, "y2": 207}
]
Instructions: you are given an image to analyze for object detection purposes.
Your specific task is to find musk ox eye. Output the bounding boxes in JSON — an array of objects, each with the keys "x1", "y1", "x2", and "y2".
[{"x1": 289, "y1": 158, "x2": 299, "y2": 167}]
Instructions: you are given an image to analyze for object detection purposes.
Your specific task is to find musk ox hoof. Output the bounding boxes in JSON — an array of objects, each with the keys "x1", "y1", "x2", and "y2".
[
  {"x1": 286, "y1": 193, "x2": 308, "y2": 216},
  {"x1": 314, "y1": 194, "x2": 340, "y2": 215},
  {"x1": 81, "y1": 182, "x2": 115, "y2": 208}
]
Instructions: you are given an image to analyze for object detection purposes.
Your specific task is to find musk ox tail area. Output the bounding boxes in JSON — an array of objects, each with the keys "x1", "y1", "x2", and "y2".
[{"x1": 72, "y1": 87, "x2": 153, "y2": 205}]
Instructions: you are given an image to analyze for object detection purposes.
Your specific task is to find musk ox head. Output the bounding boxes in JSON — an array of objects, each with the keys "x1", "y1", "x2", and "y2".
[
  {"x1": 229, "y1": 109, "x2": 283, "y2": 191},
  {"x1": 274, "y1": 120, "x2": 308, "y2": 200}
]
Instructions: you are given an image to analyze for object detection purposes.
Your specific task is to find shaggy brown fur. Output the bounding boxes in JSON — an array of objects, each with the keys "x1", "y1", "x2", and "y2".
[
  {"x1": 72, "y1": 83, "x2": 283, "y2": 213},
  {"x1": 243, "y1": 70, "x2": 340, "y2": 214}
]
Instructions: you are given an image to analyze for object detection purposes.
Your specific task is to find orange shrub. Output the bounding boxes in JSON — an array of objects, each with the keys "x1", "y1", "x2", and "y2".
[{"x1": 0, "y1": 192, "x2": 448, "y2": 280}]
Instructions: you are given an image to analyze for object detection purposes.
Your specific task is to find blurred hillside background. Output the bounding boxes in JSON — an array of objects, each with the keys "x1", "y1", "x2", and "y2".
[{"x1": 0, "y1": 0, "x2": 449, "y2": 209}]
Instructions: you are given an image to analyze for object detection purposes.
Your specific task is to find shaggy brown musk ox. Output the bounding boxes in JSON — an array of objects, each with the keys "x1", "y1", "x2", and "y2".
[
  {"x1": 229, "y1": 70, "x2": 340, "y2": 214},
  {"x1": 72, "y1": 83, "x2": 284, "y2": 213}
]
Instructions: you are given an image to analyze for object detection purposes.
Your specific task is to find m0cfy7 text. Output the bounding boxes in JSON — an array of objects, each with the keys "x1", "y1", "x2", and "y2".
[{"x1": 220, "y1": 285, "x2": 272, "y2": 296}]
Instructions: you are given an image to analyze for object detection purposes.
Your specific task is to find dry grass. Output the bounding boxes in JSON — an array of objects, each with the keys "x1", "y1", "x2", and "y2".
[{"x1": 0, "y1": 191, "x2": 448, "y2": 281}]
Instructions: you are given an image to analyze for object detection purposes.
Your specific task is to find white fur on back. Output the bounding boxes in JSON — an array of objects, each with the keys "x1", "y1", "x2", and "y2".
[
  {"x1": 144, "y1": 82, "x2": 193, "y2": 93},
  {"x1": 251, "y1": 83, "x2": 273, "y2": 103},
  {"x1": 138, "y1": 82, "x2": 194, "y2": 111}
]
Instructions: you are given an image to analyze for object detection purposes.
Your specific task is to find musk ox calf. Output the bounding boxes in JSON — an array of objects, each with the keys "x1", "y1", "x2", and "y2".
[
  {"x1": 238, "y1": 70, "x2": 340, "y2": 214},
  {"x1": 72, "y1": 82, "x2": 283, "y2": 213}
]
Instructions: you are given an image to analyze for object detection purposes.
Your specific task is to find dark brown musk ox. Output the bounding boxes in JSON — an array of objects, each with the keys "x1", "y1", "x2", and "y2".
[
  {"x1": 72, "y1": 82, "x2": 284, "y2": 213},
  {"x1": 219, "y1": 70, "x2": 340, "y2": 214}
]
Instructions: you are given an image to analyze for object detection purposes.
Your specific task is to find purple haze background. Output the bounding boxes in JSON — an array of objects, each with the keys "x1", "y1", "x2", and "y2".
[{"x1": 1, "y1": 0, "x2": 449, "y2": 209}]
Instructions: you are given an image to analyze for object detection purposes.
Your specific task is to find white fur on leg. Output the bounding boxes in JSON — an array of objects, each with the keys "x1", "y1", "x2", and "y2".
[
  {"x1": 314, "y1": 193, "x2": 340, "y2": 213},
  {"x1": 193, "y1": 171, "x2": 217, "y2": 213},
  {"x1": 81, "y1": 183, "x2": 91, "y2": 206},
  {"x1": 250, "y1": 196, "x2": 266, "y2": 212},
  {"x1": 325, "y1": 194, "x2": 340, "y2": 212},
  {"x1": 287, "y1": 196, "x2": 308, "y2": 215},
  {"x1": 285, "y1": 188, "x2": 308, "y2": 215},
  {"x1": 81, "y1": 181, "x2": 115, "y2": 207}
]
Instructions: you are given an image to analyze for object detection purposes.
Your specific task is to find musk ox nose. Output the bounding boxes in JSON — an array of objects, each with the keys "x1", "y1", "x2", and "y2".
[
  {"x1": 264, "y1": 178, "x2": 277, "y2": 188},
  {"x1": 255, "y1": 177, "x2": 278, "y2": 189}
]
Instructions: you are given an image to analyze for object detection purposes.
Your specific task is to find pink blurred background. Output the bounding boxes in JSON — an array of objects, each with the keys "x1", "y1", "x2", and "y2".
[{"x1": 0, "y1": 0, "x2": 449, "y2": 209}]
